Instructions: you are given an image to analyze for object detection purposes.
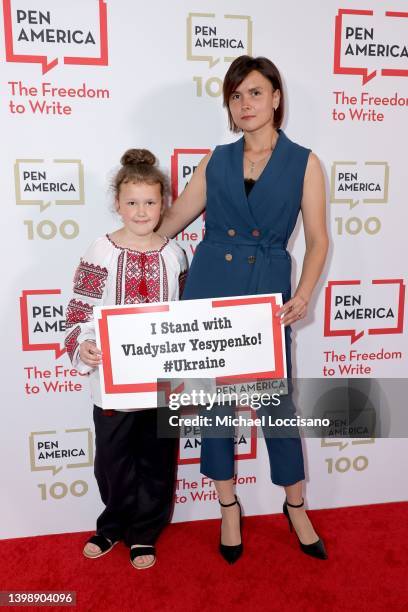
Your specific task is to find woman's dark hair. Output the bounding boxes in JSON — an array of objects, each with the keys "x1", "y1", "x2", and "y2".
[
  {"x1": 223, "y1": 55, "x2": 284, "y2": 132},
  {"x1": 112, "y1": 148, "x2": 169, "y2": 199}
]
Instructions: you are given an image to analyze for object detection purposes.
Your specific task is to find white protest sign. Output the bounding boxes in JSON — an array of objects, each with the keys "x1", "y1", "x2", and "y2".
[{"x1": 94, "y1": 294, "x2": 286, "y2": 410}]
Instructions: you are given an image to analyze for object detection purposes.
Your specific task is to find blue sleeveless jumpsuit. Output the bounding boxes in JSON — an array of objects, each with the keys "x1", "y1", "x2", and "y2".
[{"x1": 182, "y1": 130, "x2": 309, "y2": 486}]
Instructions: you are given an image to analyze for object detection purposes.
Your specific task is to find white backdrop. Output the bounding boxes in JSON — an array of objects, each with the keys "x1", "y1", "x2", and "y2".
[{"x1": 0, "y1": 0, "x2": 407, "y2": 539}]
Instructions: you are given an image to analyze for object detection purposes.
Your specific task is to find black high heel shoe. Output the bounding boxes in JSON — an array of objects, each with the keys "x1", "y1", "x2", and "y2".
[
  {"x1": 219, "y1": 495, "x2": 243, "y2": 564},
  {"x1": 283, "y1": 498, "x2": 328, "y2": 560}
]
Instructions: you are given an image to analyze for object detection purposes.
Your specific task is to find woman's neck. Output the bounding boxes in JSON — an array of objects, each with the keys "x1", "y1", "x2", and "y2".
[{"x1": 243, "y1": 125, "x2": 279, "y2": 154}]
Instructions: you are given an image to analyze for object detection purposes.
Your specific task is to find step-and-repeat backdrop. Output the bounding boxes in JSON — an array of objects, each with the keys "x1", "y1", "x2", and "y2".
[{"x1": 1, "y1": 0, "x2": 407, "y2": 539}]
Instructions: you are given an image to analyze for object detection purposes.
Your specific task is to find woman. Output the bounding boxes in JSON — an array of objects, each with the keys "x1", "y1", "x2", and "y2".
[{"x1": 159, "y1": 55, "x2": 329, "y2": 563}]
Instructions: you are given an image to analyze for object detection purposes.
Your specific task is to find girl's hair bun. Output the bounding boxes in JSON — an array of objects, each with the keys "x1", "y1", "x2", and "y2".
[
  {"x1": 120, "y1": 148, "x2": 156, "y2": 167},
  {"x1": 113, "y1": 148, "x2": 169, "y2": 201}
]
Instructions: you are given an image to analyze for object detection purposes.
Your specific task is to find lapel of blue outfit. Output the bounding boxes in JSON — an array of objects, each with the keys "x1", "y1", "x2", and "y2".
[
  {"x1": 228, "y1": 137, "x2": 258, "y2": 228},
  {"x1": 227, "y1": 131, "x2": 292, "y2": 295},
  {"x1": 246, "y1": 129, "x2": 291, "y2": 227}
]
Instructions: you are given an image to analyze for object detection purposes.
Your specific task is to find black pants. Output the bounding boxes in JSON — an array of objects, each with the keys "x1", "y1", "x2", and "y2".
[{"x1": 93, "y1": 406, "x2": 178, "y2": 547}]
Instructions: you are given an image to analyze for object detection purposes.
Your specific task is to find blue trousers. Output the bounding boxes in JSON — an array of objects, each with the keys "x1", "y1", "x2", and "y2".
[{"x1": 199, "y1": 389, "x2": 305, "y2": 486}]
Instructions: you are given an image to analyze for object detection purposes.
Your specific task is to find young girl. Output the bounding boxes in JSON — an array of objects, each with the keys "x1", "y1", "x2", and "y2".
[{"x1": 64, "y1": 149, "x2": 188, "y2": 569}]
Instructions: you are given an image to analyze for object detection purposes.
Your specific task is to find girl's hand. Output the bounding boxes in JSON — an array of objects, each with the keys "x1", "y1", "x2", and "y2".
[
  {"x1": 275, "y1": 294, "x2": 308, "y2": 326},
  {"x1": 79, "y1": 340, "x2": 102, "y2": 367}
]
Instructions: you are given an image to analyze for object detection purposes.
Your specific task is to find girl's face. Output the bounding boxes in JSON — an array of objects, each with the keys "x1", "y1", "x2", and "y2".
[
  {"x1": 116, "y1": 181, "x2": 163, "y2": 238},
  {"x1": 228, "y1": 70, "x2": 280, "y2": 133}
]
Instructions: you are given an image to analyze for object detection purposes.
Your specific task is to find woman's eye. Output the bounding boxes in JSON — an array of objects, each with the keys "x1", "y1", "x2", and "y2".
[
  {"x1": 231, "y1": 93, "x2": 240, "y2": 100},
  {"x1": 252, "y1": 90, "x2": 260, "y2": 96}
]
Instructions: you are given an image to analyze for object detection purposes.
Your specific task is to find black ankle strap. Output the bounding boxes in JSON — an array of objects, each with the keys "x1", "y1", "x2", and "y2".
[
  {"x1": 286, "y1": 497, "x2": 304, "y2": 508},
  {"x1": 219, "y1": 494, "x2": 237, "y2": 507},
  {"x1": 130, "y1": 546, "x2": 155, "y2": 561}
]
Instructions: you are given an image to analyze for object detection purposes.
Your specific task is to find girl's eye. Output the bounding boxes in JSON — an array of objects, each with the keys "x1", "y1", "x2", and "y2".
[
  {"x1": 252, "y1": 90, "x2": 260, "y2": 96},
  {"x1": 128, "y1": 201, "x2": 136, "y2": 206},
  {"x1": 146, "y1": 201, "x2": 156, "y2": 206},
  {"x1": 231, "y1": 93, "x2": 240, "y2": 100}
]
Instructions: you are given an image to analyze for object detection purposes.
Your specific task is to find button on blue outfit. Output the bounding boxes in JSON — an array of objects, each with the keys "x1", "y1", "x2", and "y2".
[{"x1": 182, "y1": 130, "x2": 309, "y2": 485}]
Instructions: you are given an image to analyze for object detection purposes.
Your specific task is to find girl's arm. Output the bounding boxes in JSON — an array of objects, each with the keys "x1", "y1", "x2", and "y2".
[
  {"x1": 159, "y1": 153, "x2": 211, "y2": 238},
  {"x1": 278, "y1": 153, "x2": 329, "y2": 326},
  {"x1": 64, "y1": 239, "x2": 109, "y2": 369}
]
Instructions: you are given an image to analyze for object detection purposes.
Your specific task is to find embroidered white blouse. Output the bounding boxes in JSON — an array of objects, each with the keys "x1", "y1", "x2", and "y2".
[{"x1": 64, "y1": 234, "x2": 188, "y2": 407}]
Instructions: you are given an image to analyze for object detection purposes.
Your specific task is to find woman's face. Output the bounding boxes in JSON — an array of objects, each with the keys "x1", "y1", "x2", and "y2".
[{"x1": 228, "y1": 70, "x2": 280, "y2": 133}]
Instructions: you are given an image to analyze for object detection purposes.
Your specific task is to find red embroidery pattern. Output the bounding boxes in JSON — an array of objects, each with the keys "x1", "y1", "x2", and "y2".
[
  {"x1": 65, "y1": 325, "x2": 81, "y2": 363},
  {"x1": 66, "y1": 299, "x2": 93, "y2": 328},
  {"x1": 161, "y1": 254, "x2": 169, "y2": 302},
  {"x1": 116, "y1": 251, "x2": 124, "y2": 304},
  {"x1": 179, "y1": 270, "x2": 188, "y2": 297},
  {"x1": 74, "y1": 260, "x2": 108, "y2": 300},
  {"x1": 125, "y1": 252, "x2": 160, "y2": 304}
]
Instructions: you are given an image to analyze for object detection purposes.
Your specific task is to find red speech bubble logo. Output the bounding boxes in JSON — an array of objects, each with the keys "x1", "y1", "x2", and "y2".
[
  {"x1": 369, "y1": 279, "x2": 405, "y2": 335},
  {"x1": 382, "y1": 11, "x2": 408, "y2": 78},
  {"x1": 171, "y1": 148, "x2": 211, "y2": 200},
  {"x1": 324, "y1": 279, "x2": 405, "y2": 344},
  {"x1": 177, "y1": 406, "x2": 258, "y2": 465},
  {"x1": 325, "y1": 280, "x2": 363, "y2": 343},
  {"x1": 2, "y1": 0, "x2": 108, "y2": 74},
  {"x1": 334, "y1": 9, "x2": 408, "y2": 84},
  {"x1": 171, "y1": 148, "x2": 210, "y2": 258},
  {"x1": 20, "y1": 289, "x2": 66, "y2": 358},
  {"x1": 334, "y1": 9, "x2": 376, "y2": 85}
]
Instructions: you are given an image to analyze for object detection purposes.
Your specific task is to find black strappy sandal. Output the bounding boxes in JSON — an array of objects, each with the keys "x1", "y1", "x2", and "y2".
[
  {"x1": 130, "y1": 545, "x2": 156, "y2": 570},
  {"x1": 83, "y1": 534, "x2": 117, "y2": 559}
]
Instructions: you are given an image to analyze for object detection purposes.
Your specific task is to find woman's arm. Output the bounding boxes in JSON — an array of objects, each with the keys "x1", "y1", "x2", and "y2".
[
  {"x1": 159, "y1": 152, "x2": 212, "y2": 238},
  {"x1": 278, "y1": 152, "x2": 329, "y2": 326}
]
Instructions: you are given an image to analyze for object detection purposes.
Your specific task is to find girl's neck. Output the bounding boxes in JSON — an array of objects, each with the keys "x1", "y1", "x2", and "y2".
[
  {"x1": 243, "y1": 125, "x2": 279, "y2": 154},
  {"x1": 111, "y1": 228, "x2": 164, "y2": 252}
]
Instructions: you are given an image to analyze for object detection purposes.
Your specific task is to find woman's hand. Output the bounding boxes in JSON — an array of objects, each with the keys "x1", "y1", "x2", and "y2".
[
  {"x1": 275, "y1": 294, "x2": 308, "y2": 326},
  {"x1": 79, "y1": 340, "x2": 102, "y2": 367}
]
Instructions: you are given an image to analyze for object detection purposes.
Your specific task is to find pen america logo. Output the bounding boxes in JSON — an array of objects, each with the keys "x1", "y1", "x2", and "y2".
[
  {"x1": 324, "y1": 279, "x2": 405, "y2": 344},
  {"x1": 2, "y1": 0, "x2": 108, "y2": 74},
  {"x1": 171, "y1": 149, "x2": 209, "y2": 260},
  {"x1": 29, "y1": 428, "x2": 93, "y2": 475},
  {"x1": 177, "y1": 406, "x2": 257, "y2": 465},
  {"x1": 171, "y1": 148, "x2": 210, "y2": 201},
  {"x1": 20, "y1": 289, "x2": 67, "y2": 357},
  {"x1": 15, "y1": 158, "x2": 85, "y2": 211},
  {"x1": 330, "y1": 161, "x2": 389, "y2": 209},
  {"x1": 334, "y1": 8, "x2": 408, "y2": 84},
  {"x1": 187, "y1": 13, "x2": 252, "y2": 68}
]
